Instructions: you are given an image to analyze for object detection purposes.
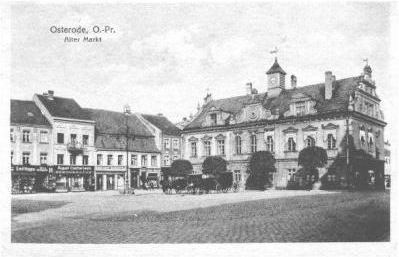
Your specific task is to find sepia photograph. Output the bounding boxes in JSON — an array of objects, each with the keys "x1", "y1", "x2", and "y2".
[{"x1": 1, "y1": 0, "x2": 398, "y2": 256}]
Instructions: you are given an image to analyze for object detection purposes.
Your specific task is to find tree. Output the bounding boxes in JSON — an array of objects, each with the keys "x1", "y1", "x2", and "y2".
[
  {"x1": 168, "y1": 159, "x2": 193, "y2": 177},
  {"x1": 246, "y1": 151, "x2": 276, "y2": 190},
  {"x1": 298, "y1": 146, "x2": 328, "y2": 185},
  {"x1": 202, "y1": 156, "x2": 227, "y2": 176}
]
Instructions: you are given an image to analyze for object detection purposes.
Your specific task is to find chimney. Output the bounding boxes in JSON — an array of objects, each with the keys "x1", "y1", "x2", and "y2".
[
  {"x1": 48, "y1": 90, "x2": 54, "y2": 96},
  {"x1": 246, "y1": 82, "x2": 253, "y2": 95},
  {"x1": 291, "y1": 75, "x2": 297, "y2": 89},
  {"x1": 325, "y1": 71, "x2": 333, "y2": 100}
]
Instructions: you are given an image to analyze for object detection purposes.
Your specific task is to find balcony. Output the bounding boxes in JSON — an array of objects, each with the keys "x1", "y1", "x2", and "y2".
[{"x1": 67, "y1": 141, "x2": 85, "y2": 154}]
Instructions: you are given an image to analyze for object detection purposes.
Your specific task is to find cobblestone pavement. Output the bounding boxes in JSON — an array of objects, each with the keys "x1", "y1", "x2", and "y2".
[{"x1": 11, "y1": 190, "x2": 389, "y2": 243}]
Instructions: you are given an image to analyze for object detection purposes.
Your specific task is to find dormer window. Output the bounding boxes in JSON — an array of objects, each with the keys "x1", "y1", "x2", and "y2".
[
  {"x1": 295, "y1": 101, "x2": 306, "y2": 116},
  {"x1": 210, "y1": 113, "x2": 217, "y2": 125}
]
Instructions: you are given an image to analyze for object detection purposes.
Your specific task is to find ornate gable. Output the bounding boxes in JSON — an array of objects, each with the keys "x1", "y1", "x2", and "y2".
[
  {"x1": 283, "y1": 126, "x2": 298, "y2": 134},
  {"x1": 302, "y1": 125, "x2": 318, "y2": 131},
  {"x1": 322, "y1": 123, "x2": 339, "y2": 130},
  {"x1": 235, "y1": 103, "x2": 272, "y2": 123}
]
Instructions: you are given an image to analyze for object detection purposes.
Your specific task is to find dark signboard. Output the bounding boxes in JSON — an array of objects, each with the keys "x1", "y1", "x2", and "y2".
[
  {"x1": 55, "y1": 165, "x2": 94, "y2": 174},
  {"x1": 12, "y1": 165, "x2": 54, "y2": 173}
]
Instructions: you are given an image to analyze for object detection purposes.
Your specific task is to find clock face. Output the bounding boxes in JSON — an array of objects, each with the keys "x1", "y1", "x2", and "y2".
[{"x1": 270, "y1": 77, "x2": 277, "y2": 86}]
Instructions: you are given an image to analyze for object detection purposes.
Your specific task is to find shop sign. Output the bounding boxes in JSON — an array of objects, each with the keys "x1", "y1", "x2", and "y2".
[
  {"x1": 56, "y1": 165, "x2": 94, "y2": 174},
  {"x1": 12, "y1": 165, "x2": 54, "y2": 173},
  {"x1": 95, "y1": 165, "x2": 126, "y2": 171}
]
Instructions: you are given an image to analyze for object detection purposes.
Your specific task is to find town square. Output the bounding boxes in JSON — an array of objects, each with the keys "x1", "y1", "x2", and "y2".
[{"x1": 4, "y1": 1, "x2": 395, "y2": 254}]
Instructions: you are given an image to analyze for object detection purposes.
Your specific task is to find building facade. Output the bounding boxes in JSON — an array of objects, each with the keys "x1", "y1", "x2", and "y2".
[
  {"x1": 33, "y1": 91, "x2": 96, "y2": 192},
  {"x1": 84, "y1": 108, "x2": 162, "y2": 190},
  {"x1": 10, "y1": 100, "x2": 53, "y2": 193},
  {"x1": 139, "y1": 114, "x2": 182, "y2": 177},
  {"x1": 182, "y1": 59, "x2": 386, "y2": 189}
]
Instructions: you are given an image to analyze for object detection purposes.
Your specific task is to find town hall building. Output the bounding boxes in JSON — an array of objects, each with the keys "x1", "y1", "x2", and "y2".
[{"x1": 181, "y1": 58, "x2": 386, "y2": 189}]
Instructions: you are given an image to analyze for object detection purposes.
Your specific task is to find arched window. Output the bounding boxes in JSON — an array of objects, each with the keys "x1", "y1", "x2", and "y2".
[
  {"x1": 288, "y1": 137, "x2": 296, "y2": 151},
  {"x1": 250, "y1": 134, "x2": 257, "y2": 153},
  {"x1": 235, "y1": 135, "x2": 242, "y2": 155},
  {"x1": 266, "y1": 136, "x2": 274, "y2": 152},
  {"x1": 306, "y1": 136, "x2": 315, "y2": 147},
  {"x1": 327, "y1": 134, "x2": 336, "y2": 149}
]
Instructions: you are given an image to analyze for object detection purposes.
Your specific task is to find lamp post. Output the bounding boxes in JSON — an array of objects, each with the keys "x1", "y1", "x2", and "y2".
[{"x1": 123, "y1": 104, "x2": 134, "y2": 194}]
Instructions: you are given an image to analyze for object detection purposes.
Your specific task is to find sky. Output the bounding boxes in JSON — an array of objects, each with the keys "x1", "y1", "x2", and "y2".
[{"x1": 10, "y1": 2, "x2": 394, "y2": 137}]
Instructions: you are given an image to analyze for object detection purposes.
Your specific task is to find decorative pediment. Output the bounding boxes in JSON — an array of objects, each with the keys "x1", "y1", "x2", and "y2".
[
  {"x1": 232, "y1": 130, "x2": 243, "y2": 135},
  {"x1": 235, "y1": 103, "x2": 272, "y2": 124},
  {"x1": 283, "y1": 126, "x2": 298, "y2": 134},
  {"x1": 322, "y1": 123, "x2": 339, "y2": 130},
  {"x1": 215, "y1": 134, "x2": 226, "y2": 140},
  {"x1": 188, "y1": 136, "x2": 198, "y2": 142},
  {"x1": 302, "y1": 125, "x2": 318, "y2": 132},
  {"x1": 201, "y1": 135, "x2": 212, "y2": 141},
  {"x1": 264, "y1": 128, "x2": 275, "y2": 132}
]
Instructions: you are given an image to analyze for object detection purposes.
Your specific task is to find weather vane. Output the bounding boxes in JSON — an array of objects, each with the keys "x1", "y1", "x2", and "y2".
[{"x1": 270, "y1": 46, "x2": 279, "y2": 59}]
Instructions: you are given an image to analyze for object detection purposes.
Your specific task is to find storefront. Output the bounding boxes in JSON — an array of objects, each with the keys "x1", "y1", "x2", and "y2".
[
  {"x1": 55, "y1": 165, "x2": 94, "y2": 192},
  {"x1": 95, "y1": 166, "x2": 125, "y2": 190},
  {"x1": 11, "y1": 165, "x2": 55, "y2": 194}
]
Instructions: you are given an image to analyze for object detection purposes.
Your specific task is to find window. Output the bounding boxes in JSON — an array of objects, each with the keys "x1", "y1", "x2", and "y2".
[
  {"x1": 163, "y1": 155, "x2": 170, "y2": 166},
  {"x1": 131, "y1": 155, "x2": 137, "y2": 166},
  {"x1": 118, "y1": 155, "x2": 123, "y2": 165},
  {"x1": 327, "y1": 134, "x2": 336, "y2": 149},
  {"x1": 82, "y1": 135, "x2": 89, "y2": 145},
  {"x1": 235, "y1": 135, "x2": 242, "y2": 155},
  {"x1": 97, "y1": 154, "x2": 103, "y2": 165},
  {"x1": 288, "y1": 137, "x2": 296, "y2": 151},
  {"x1": 234, "y1": 170, "x2": 242, "y2": 182},
  {"x1": 141, "y1": 155, "x2": 147, "y2": 167},
  {"x1": 210, "y1": 113, "x2": 217, "y2": 125},
  {"x1": 57, "y1": 154, "x2": 64, "y2": 165},
  {"x1": 22, "y1": 130, "x2": 30, "y2": 143},
  {"x1": 83, "y1": 155, "x2": 89, "y2": 165},
  {"x1": 266, "y1": 136, "x2": 274, "y2": 152},
  {"x1": 57, "y1": 133, "x2": 64, "y2": 144},
  {"x1": 360, "y1": 135, "x2": 366, "y2": 146},
  {"x1": 107, "y1": 155, "x2": 113, "y2": 165},
  {"x1": 204, "y1": 141, "x2": 211, "y2": 156},
  {"x1": 306, "y1": 136, "x2": 315, "y2": 147},
  {"x1": 288, "y1": 168, "x2": 296, "y2": 181},
  {"x1": 10, "y1": 128, "x2": 15, "y2": 142},
  {"x1": 151, "y1": 155, "x2": 157, "y2": 167},
  {"x1": 40, "y1": 153, "x2": 48, "y2": 165},
  {"x1": 296, "y1": 101, "x2": 306, "y2": 116},
  {"x1": 368, "y1": 134, "x2": 374, "y2": 148},
  {"x1": 173, "y1": 139, "x2": 179, "y2": 150},
  {"x1": 173, "y1": 155, "x2": 178, "y2": 161},
  {"x1": 70, "y1": 134, "x2": 77, "y2": 143},
  {"x1": 22, "y1": 152, "x2": 30, "y2": 165},
  {"x1": 70, "y1": 155, "x2": 76, "y2": 165},
  {"x1": 217, "y1": 139, "x2": 225, "y2": 155},
  {"x1": 250, "y1": 134, "x2": 257, "y2": 153},
  {"x1": 40, "y1": 131, "x2": 49, "y2": 143},
  {"x1": 164, "y1": 138, "x2": 170, "y2": 149},
  {"x1": 191, "y1": 142, "x2": 197, "y2": 157},
  {"x1": 11, "y1": 151, "x2": 14, "y2": 164}
]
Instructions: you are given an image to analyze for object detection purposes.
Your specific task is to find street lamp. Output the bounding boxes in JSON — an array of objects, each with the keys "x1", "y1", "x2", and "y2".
[{"x1": 123, "y1": 104, "x2": 134, "y2": 194}]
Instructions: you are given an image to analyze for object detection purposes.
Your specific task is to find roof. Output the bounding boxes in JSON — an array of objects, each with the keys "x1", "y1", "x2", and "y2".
[
  {"x1": 10, "y1": 100, "x2": 51, "y2": 127},
  {"x1": 36, "y1": 94, "x2": 92, "y2": 121},
  {"x1": 185, "y1": 76, "x2": 360, "y2": 130},
  {"x1": 141, "y1": 114, "x2": 182, "y2": 136},
  {"x1": 84, "y1": 108, "x2": 159, "y2": 153},
  {"x1": 266, "y1": 58, "x2": 287, "y2": 75}
]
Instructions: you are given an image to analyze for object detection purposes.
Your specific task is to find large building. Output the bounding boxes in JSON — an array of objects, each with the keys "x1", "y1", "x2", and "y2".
[
  {"x1": 10, "y1": 100, "x2": 53, "y2": 193},
  {"x1": 181, "y1": 58, "x2": 386, "y2": 189},
  {"x1": 138, "y1": 113, "x2": 182, "y2": 177},
  {"x1": 84, "y1": 108, "x2": 161, "y2": 190}
]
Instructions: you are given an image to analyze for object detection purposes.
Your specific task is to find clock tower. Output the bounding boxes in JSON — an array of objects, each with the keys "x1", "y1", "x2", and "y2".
[{"x1": 266, "y1": 58, "x2": 286, "y2": 97}]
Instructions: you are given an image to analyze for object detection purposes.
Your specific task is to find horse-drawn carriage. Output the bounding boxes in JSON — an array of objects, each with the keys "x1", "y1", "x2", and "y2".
[{"x1": 161, "y1": 172, "x2": 239, "y2": 194}]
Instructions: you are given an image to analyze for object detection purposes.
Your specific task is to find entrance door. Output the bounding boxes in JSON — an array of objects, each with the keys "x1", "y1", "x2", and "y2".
[
  {"x1": 107, "y1": 175, "x2": 114, "y2": 190},
  {"x1": 96, "y1": 175, "x2": 102, "y2": 190}
]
